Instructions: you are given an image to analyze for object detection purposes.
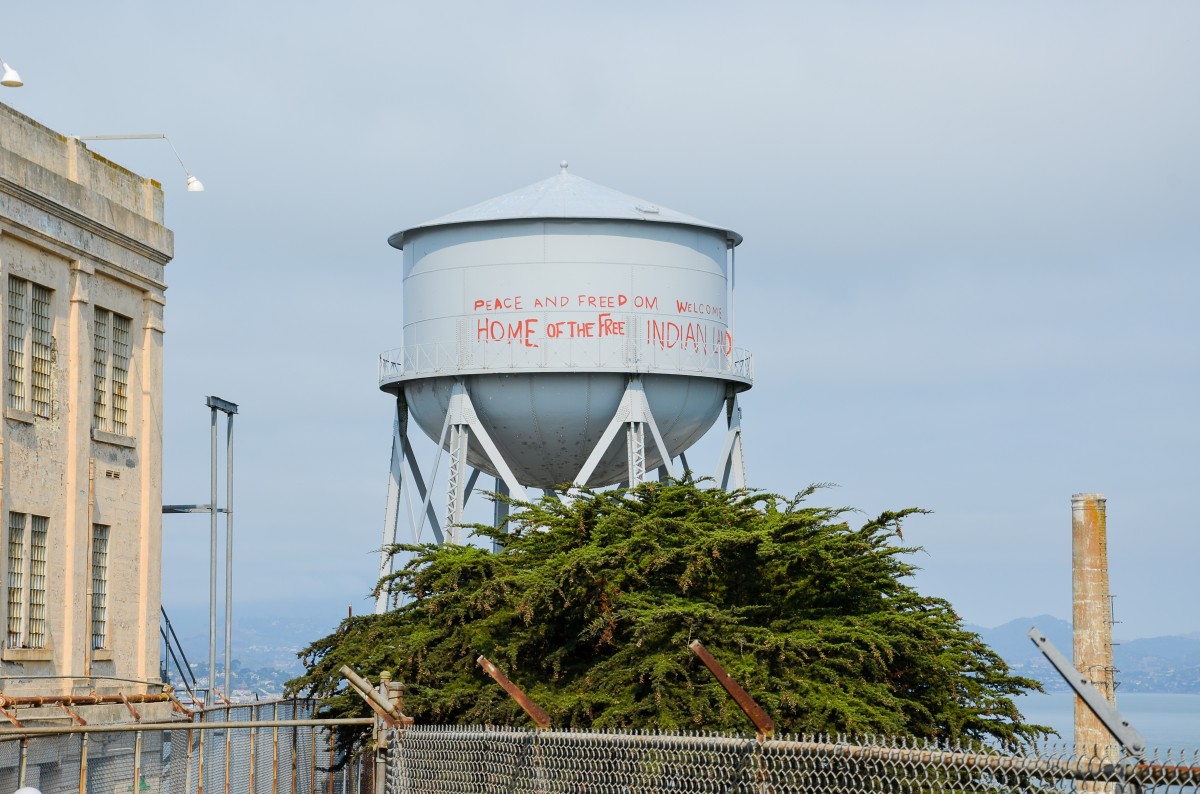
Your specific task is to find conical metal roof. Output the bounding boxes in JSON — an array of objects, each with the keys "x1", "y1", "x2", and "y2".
[{"x1": 388, "y1": 164, "x2": 742, "y2": 249}]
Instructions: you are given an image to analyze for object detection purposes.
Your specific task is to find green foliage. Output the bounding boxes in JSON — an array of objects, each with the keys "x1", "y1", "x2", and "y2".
[{"x1": 287, "y1": 480, "x2": 1046, "y2": 749}]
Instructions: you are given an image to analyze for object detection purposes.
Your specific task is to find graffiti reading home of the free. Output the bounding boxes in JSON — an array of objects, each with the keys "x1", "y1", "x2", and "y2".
[{"x1": 472, "y1": 293, "x2": 732, "y2": 354}]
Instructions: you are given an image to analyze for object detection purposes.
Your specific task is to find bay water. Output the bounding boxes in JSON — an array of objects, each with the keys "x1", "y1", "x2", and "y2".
[{"x1": 1015, "y1": 692, "x2": 1200, "y2": 751}]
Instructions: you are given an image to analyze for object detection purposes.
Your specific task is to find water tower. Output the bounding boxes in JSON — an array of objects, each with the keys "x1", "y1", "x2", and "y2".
[{"x1": 375, "y1": 165, "x2": 752, "y2": 610}]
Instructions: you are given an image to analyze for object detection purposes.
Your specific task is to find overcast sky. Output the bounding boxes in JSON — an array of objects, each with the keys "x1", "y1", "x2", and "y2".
[{"x1": 4, "y1": 2, "x2": 1197, "y2": 644}]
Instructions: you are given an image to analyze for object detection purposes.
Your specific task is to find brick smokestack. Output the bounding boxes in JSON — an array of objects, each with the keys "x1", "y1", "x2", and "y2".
[{"x1": 1071, "y1": 492, "x2": 1116, "y2": 760}]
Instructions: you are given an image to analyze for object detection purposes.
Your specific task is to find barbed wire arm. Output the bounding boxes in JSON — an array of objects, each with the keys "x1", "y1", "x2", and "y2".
[
  {"x1": 476, "y1": 655, "x2": 551, "y2": 729},
  {"x1": 689, "y1": 640, "x2": 776, "y2": 738},
  {"x1": 1028, "y1": 626, "x2": 1145, "y2": 756}
]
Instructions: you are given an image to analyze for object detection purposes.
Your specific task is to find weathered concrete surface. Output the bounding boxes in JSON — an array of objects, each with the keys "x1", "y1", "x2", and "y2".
[{"x1": 0, "y1": 101, "x2": 172, "y2": 719}]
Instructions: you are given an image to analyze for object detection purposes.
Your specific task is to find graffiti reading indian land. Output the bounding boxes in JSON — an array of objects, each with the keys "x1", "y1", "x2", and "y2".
[{"x1": 471, "y1": 292, "x2": 731, "y2": 354}]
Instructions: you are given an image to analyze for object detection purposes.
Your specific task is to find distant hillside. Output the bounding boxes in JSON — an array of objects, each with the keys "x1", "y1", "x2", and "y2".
[
  {"x1": 968, "y1": 617, "x2": 1200, "y2": 694},
  {"x1": 161, "y1": 599, "x2": 353, "y2": 698}
]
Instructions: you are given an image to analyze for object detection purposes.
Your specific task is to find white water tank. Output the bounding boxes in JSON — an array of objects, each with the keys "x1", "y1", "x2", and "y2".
[{"x1": 380, "y1": 166, "x2": 752, "y2": 488}]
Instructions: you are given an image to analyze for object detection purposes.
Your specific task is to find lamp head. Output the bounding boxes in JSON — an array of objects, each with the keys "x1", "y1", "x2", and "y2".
[
  {"x1": 186, "y1": 174, "x2": 205, "y2": 192},
  {"x1": 1, "y1": 62, "x2": 22, "y2": 88}
]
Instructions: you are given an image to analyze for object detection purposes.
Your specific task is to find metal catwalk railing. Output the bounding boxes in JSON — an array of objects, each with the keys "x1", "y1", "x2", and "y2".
[
  {"x1": 386, "y1": 726, "x2": 1200, "y2": 794},
  {"x1": 0, "y1": 699, "x2": 374, "y2": 794},
  {"x1": 378, "y1": 337, "x2": 754, "y2": 385}
]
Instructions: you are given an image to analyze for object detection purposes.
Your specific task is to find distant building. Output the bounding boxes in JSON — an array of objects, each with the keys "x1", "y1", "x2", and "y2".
[{"x1": 0, "y1": 102, "x2": 173, "y2": 723}]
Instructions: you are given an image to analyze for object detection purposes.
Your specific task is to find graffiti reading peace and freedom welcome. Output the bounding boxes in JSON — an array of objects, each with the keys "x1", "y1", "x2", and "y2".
[{"x1": 471, "y1": 292, "x2": 731, "y2": 353}]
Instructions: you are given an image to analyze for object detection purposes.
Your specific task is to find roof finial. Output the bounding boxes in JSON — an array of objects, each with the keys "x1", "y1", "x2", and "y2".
[{"x1": 559, "y1": 160, "x2": 569, "y2": 174}]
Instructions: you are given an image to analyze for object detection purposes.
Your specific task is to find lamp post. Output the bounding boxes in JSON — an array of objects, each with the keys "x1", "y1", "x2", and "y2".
[
  {"x1": 163, "y1": 397, "x2": 238, "y2": 707},
  {"x1": 207, "y1": 397, "x2": 237, "y2": 706},
  {"x1": 72, "y1": 133, "x2": 204, "y2": 192}
]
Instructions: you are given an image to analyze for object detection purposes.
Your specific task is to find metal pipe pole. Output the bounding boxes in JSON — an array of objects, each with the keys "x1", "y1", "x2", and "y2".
[
  {"x1": 209, "y1": 405, "x2": 218, "y2": 708},
  {"x1": 224, "y1": 411, "x2": 234, "y2": 701}
]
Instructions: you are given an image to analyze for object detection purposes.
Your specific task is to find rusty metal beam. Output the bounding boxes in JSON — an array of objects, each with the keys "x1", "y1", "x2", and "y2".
[
  {"x1": 338, "y1": 667, "x2": 412, "y2": 728},
  {"x1": 0, "y1": 706, "x2": 22, "y2": 728},
  {"x1": 0, "y1": 717, "x2": 373, "y2": 737},
  {"x1": 476, "y1": 656, "x2": 551, "y2": 729},
  {"x1": 689, "y1": 640, "x2": 775, "y2": 737},
  {"x1": 121, "y1": 694, "x2": 141, "y2": 723},
  {"x1": 59, "y1": 704, "x2": 87, "y2": 725},
  {"x1": 0, "y1": 692, "x2": 172, "y2": 708}
]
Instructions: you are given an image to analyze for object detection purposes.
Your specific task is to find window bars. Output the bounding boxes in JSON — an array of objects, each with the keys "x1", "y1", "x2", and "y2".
[
  {"x1": 30, "y1": 284, "x2": 52, "y2": 418},
  {"x1": 111, "y1": 314, "x2": 130, "y2": 435},
  {"x1": 6, "y1": 512, "x2": 24, "y2": 648},
  {"x1": 5, "y1": 512, "x2": 49, "y2": 649},
  {"x1": 93, "y1": 307, "x2": 109, "y2": 431},
  {"x1": 93, "y1": 308, "x2": 132, "y2": 435},
  {"x1": 91, "y1": 523, "x2": 110, "y2": 649},
  {"x1": 28, "y1": 515, "x2": 46, "y2": 648},
  {"x1": 6, "y1": 277, "x2": 53, "y2": 417}
]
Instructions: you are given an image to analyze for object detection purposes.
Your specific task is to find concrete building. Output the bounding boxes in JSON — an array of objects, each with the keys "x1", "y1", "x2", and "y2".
[{"x1": 0, "y1": 101, "x2": 172, "y2": 722}]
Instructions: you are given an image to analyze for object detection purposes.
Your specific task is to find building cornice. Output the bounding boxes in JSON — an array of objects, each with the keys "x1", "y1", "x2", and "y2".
[
  {"x1": 0, "y1": 219, "x2": 168, "y2": 295},
  {"x1": 0, "y1": 175, "x2": 172, "y2": 267}
]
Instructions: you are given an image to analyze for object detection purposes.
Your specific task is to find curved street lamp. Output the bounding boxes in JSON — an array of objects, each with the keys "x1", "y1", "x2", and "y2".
[
  {"x1": 73, "y1": 133, "x2": 205, "y2": 192},
  {"x1": 1, "y1": 59, "x2": 22, "y2": 87}
]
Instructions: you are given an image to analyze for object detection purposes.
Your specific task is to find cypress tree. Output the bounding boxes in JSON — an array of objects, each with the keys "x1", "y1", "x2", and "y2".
[{"x1": 287, "y1": 480, "x2": 1045, "y2": 747}]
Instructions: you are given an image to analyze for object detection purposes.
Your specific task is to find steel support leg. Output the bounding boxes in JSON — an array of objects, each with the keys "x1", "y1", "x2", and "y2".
[
  {"x1": 573, "y1": 377, "x2": 676, "y2": 492},
  {"x1": 626, "y1": 422, "x2": 646, "y2": 487},
  {"x1": 446, "y1": 424, "x2": 469, "y2": 543},
  {"x1": 714, "y1": 393, "x2": 747, "y2": 490},
  {"x1": 492, "y1": 478, "x2": 510, "y2": 552},
  {"x1": 376, "y1": 396, "x2": 444, "y2": 613},
  {"x1": 445, "y1": 381, "x2": 530, "y2": 503}
]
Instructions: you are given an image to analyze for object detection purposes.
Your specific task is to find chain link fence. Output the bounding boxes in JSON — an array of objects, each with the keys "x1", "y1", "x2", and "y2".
[
  {"x1": 4, "y1": 708, "x2": 1200, "y2": 794},
  {"x1": 387, "y1": 726, "x2": 1200, "y2": 794}
]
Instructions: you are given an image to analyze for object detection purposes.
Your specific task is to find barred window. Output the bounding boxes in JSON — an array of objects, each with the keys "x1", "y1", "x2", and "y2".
[
  {"x1": 6, "y1": 512, "x2": 49, "y2": 649},
  {"x1": 91, "y1": 524, "x2": 109, "y2": 649},
  {"x1": 6, "y1": 514, "x2": 24, "y2": 648},
  {"x1": 93, "y1": 308, "x2": 132, "y2": 435},
  {"x1": 28, "y1": 516, "x2": 47, "y2": 648},
  {"x1": 6, "y1": 276, "x2": 53, "y2": 417},
  {"x1": 93, "y1": 309, "x2": 108, "y2": 430}
]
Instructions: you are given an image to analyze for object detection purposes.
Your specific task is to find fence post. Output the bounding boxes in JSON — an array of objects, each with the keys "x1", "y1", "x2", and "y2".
[
  {"x1": 291, "y1": 700, "x2": 299, "y2": 794},
  {"x1": 199, "y1": 714, "x2": 208, "y2": 794},
  {"x1": 225, "y1": 705, "x2": 233, "y2": 794},
  {"x1": 78, "y1": 733, "x2": 88, "y2": 794},
  {"x1": 186, "y1": 728, "x2": 197, "y2": 794},
  {"x1": 250, "y1": 708, "x2": 257, "y2": 794},
  {"x1": 328, "y1": 727, "x2": 335, "y2": 794},
  {"x1": 374, "y1": 672, "x2": 389, "y2": 794},
  {"x1": 272, "y1": 702, "x2": 280, "y2": 794},
  {"x1": 18, "y1": 736, "x2": 26, "y2": 788},
  {"x1": 134, "y1": 730, "x2": 144, "y2": 794},
  {"x1": 310, "y1": 725, "x2": 317, "y2": 794}
]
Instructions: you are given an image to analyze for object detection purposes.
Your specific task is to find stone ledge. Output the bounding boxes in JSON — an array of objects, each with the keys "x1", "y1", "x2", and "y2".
[
  {"x1": 5, "y1": 406, "x2": 35, "y2": 424},
  {"x1": 91, "y1": 428, "x2": 136, "y2": 448},
  {"x1": 2, "y1": 647, "x2": 52, "y2": 662}
]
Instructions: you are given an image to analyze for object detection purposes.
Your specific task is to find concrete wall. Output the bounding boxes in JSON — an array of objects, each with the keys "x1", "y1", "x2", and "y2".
[{"x1": 0, "y1": 101, "x2": 172, "y2": 708}]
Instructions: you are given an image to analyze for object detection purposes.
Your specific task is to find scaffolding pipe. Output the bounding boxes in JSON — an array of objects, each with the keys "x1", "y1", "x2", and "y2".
[
  {"x1": 209, "y1": 404, "x2": 218, "y2": 708},
  {"x1": 0, "y1": 717, "x2": 371, "y2": 737},
  {"x1": 0, "y1": 692, "x2": 173, "y2": 708},
  {"x1": 225, "y1": 410, "x2": 234, "y2": 702}
]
